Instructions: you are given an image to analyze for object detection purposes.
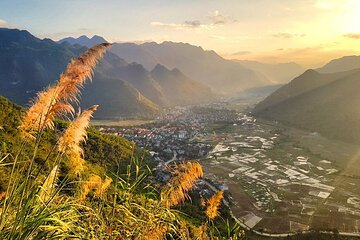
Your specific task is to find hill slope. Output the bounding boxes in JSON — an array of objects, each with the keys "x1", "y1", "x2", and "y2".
[{"x1": 253, "y1": 68, "x2": 360, "y2": 143}]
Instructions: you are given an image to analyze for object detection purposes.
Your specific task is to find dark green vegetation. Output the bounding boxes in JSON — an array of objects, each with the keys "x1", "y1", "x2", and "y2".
[
  {"x1": 253, "y1": 68, "x2": 360, "y2": 144},
  {"x1": 0, "y1": 96, "x2": 135, "y2": 190}
]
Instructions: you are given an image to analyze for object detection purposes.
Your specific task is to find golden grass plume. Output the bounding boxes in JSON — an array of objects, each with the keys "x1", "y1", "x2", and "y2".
[
  {"x1": 205, "y1": 191, "x2": 223, "y2": 220},
  {"x1": 161, "y1": 161, "x2": 203, "y2": 207},
  {"x1": 19, "y1": 43, "x2": 111, "y2": 139},
  {"x1": 58, "y1": 105, "x2": 98, "y2": 176},
  {"x1": 80, "y1": 174, "x2": 112, "y2": 201}
]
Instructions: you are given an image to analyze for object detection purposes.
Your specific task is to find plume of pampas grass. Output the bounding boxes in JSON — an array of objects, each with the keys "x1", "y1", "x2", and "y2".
[
  {"x1": 161, "y1": 162, "x2": 203, "y2": 207},
  {"x1": 39, "y1": 165, "x2": 59, "y2": 202},
  {"x1": 57, "y1": 43, "x2": 111, "y2": 103},
  {"x1": 80, "y1": 175, "x2": 112, "y2": 201},
  {"x1": 19, "y1": 43, "x2": 111, "y2": 139},
  {"x1": 205, "y1": 191, "x2": 223, "y2": 220},
  {"x1": 58, "y1": 105, "x2": 98, "y2": 176}
]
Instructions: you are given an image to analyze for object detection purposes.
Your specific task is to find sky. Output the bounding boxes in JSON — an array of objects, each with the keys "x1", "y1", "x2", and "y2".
[{"x1": 0, "y1": 0, "x2": 360, "y2": 68}]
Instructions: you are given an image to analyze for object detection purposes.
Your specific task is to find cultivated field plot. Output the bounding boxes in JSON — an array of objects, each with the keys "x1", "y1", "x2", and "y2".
[{"x1": 201, "y1": 113, "x2": 360, "y2": 234}]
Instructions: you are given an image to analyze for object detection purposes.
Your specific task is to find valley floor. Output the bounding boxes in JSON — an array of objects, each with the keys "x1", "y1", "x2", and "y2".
[
  {"x1": 201, "y1": 114, "x2": 360, "y2": 235},
  {"x1": 95, "y1": 103, "x2": 360, "y2": 237}
]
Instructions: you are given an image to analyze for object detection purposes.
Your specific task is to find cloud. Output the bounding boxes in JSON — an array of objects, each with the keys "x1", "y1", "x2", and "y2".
[
  {"x1": 208, "y1": 10, "x2": 228, "y2": 25},
  {"x1": 231, "y1": 51, "x2": 252, "y2": 56},
  {"x1": 343, "y1": 33, "x2": 360, "y2": 39},
  {"x1": 0, "y1": 18, "x2": 17, "y2": 28},
  {"x1": 272, "y1": 32, "x2": 306, "y2": 39},
  {"x1": 151, "y1": 10, "x2": 234, "y2": 31},
  {"x1": 0, "y1": 19, "x2": 8, "y2": 26},
  {"x1": 151, "y1": 20, "x2": 207, "y2": 30}
]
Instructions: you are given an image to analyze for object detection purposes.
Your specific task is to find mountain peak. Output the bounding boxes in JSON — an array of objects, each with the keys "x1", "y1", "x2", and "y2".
[
  {"x1": 302, "y1": 69, "x2": 318, "y2": 75},
  {"x1": 0, "y1": 28, "x2": 39, "y2": 46},
  {"x1": 151, "y1": 63, "x2": 169, "y2": 74},
  {"x1": 58, "y1": 34, "x2": 107, "y2": 47}
]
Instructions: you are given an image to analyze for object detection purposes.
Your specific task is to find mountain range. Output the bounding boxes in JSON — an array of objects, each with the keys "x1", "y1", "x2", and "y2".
[
  {"x1": 316, "y1": 55, "x2": 360, "y2": 73},
  {"x1": 109, "y1": 42, "x2": 271, "y2": 94},
  {"x1": 0, "y1": 28, "x2": 215, "y2": 119},
  {"x1": 253, "y1": 62, "x2": 360, "y2": 144},
  {"x1": 58, "y1": 35, "x2": 108, "y2": 47},
  {"x1": 59, "y1": 35, "x2": 303, "y2": 96}
]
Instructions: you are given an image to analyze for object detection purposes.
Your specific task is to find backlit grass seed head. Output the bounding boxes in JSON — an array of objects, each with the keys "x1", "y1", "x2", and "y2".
[
  {"x1": 58, "y1": 105, "x2": 98, "y2": 153},
  {"x1": 161, "y1": 162, "x2": 203, "y2": 207},
  {"x1": 19, "y1": 43, "x2": 111, "y2": 139},
  {"x1": 57, "y1": 43, "x2": 111, "y2": 102},
  {"x1": 66, "y1": 149, "x2": 87, "y2": 177},
  {"x1": 58, "y1": 105, "x2": 98, "y2": 176},
  {"x1": 19, "y1": 86, "x2": 61, "y2": 139},
  {"x1": 80, "y1": 175, "x2": 112, "y2": 201},
  {"x1": 205, "y1": 191, "x2": 223, "y2": 219}
]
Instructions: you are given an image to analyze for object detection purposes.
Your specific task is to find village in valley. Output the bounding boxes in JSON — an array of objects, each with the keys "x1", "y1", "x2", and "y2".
[{"x1": 96, "y1": 104, "x2": 360, "y2": 235}]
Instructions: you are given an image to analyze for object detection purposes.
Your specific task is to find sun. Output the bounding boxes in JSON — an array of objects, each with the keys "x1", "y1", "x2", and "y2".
[{"x1": 339, "y1": 0, "x2": 360, "y2": 33}]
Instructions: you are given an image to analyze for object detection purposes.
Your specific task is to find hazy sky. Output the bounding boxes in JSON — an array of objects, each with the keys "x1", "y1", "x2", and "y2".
[{"x1": 1, "y1": 0, "x2": 359, "y2": 67}]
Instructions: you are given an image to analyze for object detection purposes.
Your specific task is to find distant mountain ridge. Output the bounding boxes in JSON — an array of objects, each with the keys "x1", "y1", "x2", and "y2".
[
  {"x1": 150, "y1": 64, "x2": 215, "y2": 106},
  {"x1": 96, "y1": 53, "x2": 214, "y2": 107},
  {"x1": 58, "y1": 35, "x2": 108, "y2": 47},
  {"x1": 317, "y1": 55, "x2": 360, "y2": 73},
  {"x1": 110, "y1": 41, "x2": 271, "y2": 95},
  {"x1": 234, "y1": 60, "x2": 305, "y2": 84}
]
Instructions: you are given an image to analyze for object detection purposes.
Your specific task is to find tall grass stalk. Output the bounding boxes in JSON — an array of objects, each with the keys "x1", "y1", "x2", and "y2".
[{"x1": 0, "y1": 43, "x2": 111, "y2": 239}]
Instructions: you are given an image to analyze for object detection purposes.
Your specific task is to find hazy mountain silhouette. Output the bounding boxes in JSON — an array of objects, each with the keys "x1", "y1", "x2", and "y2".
[
  {"x1": 96, "y1": 51, "x2": 214, "y2": 107},
  {"x1": 58, "y1": 35, "x2": 108, "y2": 47},
  {"x1": 235, "y1": 60, "x2": 305, "y2": 84},
  {"x1": 253, "y1": 68, "x2": 360, "y2": 143},
  {"x1": 317, "y1": 55, "x2": 360, "y2": 73},
  {"x1": 151, "y1": 64, "x2": 215, "y2": 106},
  {"x1": 110, "y1": 41, "x2": 270, "y2": 95}
]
